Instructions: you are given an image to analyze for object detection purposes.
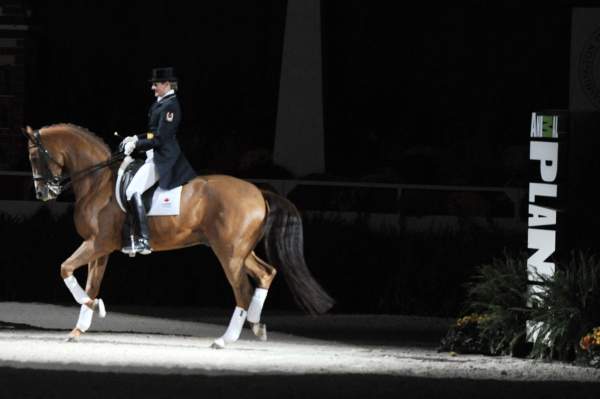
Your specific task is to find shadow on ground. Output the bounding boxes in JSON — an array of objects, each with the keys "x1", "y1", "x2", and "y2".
[{"x1": 1, "y1": 367, "x2": 599, "y2": 399}]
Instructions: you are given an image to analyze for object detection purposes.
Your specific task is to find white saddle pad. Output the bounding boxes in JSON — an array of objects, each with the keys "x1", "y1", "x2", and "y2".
[{"x1": 147, "y1": 186, "x2": 183, "y2": 216}]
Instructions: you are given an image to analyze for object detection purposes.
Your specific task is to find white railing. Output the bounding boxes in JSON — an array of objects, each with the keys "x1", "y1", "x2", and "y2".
[{"x1": 250, "y1": 178, "x2": 526, "y2": 232}]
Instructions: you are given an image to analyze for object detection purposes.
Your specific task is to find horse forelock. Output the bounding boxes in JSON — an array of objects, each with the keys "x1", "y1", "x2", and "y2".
[{"x1": 41, "y1": 123, "x2": 111, "y2": 156}]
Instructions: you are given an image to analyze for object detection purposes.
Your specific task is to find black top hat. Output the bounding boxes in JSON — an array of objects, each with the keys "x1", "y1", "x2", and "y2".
[{"x1": 149, "y1": 67, "x2": 178, "y2": 82}]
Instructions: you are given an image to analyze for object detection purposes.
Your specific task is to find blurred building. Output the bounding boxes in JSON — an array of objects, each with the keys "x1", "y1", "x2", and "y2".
[
  {"x1": 273, "y1": 0, "x2": 325, "y2": 178},
  {"x1": 0, "y1": 1, "x2": 30, "y2": 169}
]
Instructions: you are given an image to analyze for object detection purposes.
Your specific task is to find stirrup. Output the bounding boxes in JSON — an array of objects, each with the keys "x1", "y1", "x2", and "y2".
[
  {"x1": 121, "y1": 234, "x2": 138, "y2": 257},
  {"x1": 121, "y1": 248, "x2": 137, "y2": 257},
  {"x1": 137, "y1": 238, "x2": 153, "y2": 255}
]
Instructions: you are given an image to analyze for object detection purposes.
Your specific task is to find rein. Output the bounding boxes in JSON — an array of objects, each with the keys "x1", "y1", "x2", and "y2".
[{"x1": 26, "y1": 129, "x2": 125, "y2": 195}]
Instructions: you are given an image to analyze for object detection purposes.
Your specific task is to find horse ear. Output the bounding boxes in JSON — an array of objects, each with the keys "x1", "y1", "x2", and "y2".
[{"x1": 21, "y1": 126, "x2": 34, "y2": 142}]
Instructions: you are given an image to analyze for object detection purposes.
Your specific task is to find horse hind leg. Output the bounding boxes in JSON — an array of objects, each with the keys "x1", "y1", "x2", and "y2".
[{"x1": 243, "y1": 251, "x2": 277, "y2": 341}]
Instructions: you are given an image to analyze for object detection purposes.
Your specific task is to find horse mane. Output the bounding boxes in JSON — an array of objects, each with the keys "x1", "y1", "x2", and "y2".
[{"x1": 42, "y1": 123, "x2": 112, "y2": 155}]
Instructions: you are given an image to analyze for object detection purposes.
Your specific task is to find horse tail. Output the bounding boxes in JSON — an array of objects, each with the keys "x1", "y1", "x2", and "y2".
[{"x1": 260, "y1": 190, "x2": 334, "y2": 315}]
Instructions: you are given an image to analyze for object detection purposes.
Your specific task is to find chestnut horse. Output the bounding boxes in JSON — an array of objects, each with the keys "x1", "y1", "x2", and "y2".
[{"x1": 24, "y1": 124, "x2": 333, "y2": 348}]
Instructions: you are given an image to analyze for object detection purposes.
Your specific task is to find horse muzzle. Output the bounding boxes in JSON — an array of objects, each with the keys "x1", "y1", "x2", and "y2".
[{"x1": 36, "y1": 185, "x2": 59, "y2": 202}]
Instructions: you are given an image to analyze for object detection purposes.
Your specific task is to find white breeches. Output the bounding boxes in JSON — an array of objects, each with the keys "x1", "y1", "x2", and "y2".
[{"x1": 126, "y1": 162, "x2": 159, "y2": 200}]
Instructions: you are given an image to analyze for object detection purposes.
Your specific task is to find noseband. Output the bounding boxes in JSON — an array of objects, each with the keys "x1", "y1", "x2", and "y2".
[
  {"x1": 27, "y1": 129, "x2": 68, "y2": 195},
  {"x1": 25, "y1": 129, "x2": 125, "y2": 196}
]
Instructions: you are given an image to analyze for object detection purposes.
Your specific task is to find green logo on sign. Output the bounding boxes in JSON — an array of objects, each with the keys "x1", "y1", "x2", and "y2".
[{"x1": 530, "y1": 113, "x2": 558, "y2": 138}]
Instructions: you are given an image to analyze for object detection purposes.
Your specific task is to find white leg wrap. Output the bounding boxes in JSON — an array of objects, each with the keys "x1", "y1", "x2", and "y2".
[
  {"x1": 247, "y1": 288, "x2": 268, "y2": 324},
  {"x1": 63, "y1": 276, "x2": 91, "y2": 305},
  {"x1": 95, "y1": 298, "x2": 107, "y2": 318},
  {"x1": 221, "y1": 307, "x2": 247, "y2": 344},
  {"x1": 73, "y1": 299, "x2": 106, "y2": 334},
  {"x1": 75, "y1": 304, "x2": 93, "y2": 332}
]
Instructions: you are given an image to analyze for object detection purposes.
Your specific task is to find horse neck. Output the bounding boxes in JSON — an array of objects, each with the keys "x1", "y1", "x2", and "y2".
[{"x1": 52, "y1": 129, "x2": 113, "y2": 202}]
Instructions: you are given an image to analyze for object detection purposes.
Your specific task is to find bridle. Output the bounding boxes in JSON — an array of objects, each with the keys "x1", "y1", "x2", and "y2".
[{"x1": 25, "y1": 129, "x2": 125, "y2": 196}]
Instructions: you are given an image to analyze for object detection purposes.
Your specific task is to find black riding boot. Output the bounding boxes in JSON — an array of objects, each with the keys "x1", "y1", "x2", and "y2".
[
  {"x1": 121, "y1": 211, "x2": 138, "y2": 256},
  {"x1": 129, "y1": 192, "x2": 152, "y2": 255}
]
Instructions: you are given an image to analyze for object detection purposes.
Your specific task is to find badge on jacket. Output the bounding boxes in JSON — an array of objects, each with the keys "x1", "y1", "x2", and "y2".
[{"x1": 166, "y1": 112, "x2": 174, "y2": 122}]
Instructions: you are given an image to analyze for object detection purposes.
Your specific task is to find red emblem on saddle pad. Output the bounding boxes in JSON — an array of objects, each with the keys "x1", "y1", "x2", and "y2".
[{"x1": 163, "y1": 197, "x2": 170, "y2": 203}]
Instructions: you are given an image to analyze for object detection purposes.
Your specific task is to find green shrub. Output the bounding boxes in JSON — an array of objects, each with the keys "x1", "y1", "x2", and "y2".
[
  {"x1": 529, "y1": 251, "x2": 600, "y2": 363},
  {"x1": 439, "y1": 252, "x2": 530, "y2": 355},
  {"x1": 441, "y1": 250, "x2": 600, "y2": 366}
]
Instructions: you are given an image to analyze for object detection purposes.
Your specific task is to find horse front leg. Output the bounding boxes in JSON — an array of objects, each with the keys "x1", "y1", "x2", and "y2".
[
  {"x1": 60, "y1": 241, "x2": 109, "y2": 341},
  {"x1": 209, "y1": 246, "x2": 254, "y2": 349},
  {"x1": 85, "y1": 255, "x2": 109, "y2": 301},
  {"x1": 67, "y1": 255, "x2": 110, "y2": 340}
]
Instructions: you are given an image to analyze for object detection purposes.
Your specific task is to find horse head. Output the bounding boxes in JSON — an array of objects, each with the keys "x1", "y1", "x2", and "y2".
[
  {"x1": 23, "y1": 124, "x2": 113, "y2": 201},
  {"x1": 23, "y1": 125, "x2": 69, "y2": 201}
]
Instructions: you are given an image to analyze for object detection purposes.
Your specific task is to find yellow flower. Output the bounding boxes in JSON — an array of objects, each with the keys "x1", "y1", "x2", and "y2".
[
  {"x1": 580, "y1": 327, "x2": 600, "y2": 350},
  {"x1": 456, "y1": 313, "x2": 489, "y2": 327}
]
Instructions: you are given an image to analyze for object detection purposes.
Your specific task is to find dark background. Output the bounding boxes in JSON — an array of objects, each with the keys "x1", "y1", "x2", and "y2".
[
  {"x1": 2, "y1": 0, "x2": 599, "y2": 316},
  {"x1": 17, "y1": 0, "x2": 582, "y2": 184}
]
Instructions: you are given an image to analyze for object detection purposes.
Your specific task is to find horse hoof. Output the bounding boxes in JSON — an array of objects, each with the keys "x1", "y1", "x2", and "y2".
[
  {"x1": 252, "y1": 323, "x2": 268, "y2": 341},
  {"x1": 65, "y1": 335, "x2": 79, "y2": 343},
  {"x1": 211, "y1": 338, "x2": 226, "y2": 349}
]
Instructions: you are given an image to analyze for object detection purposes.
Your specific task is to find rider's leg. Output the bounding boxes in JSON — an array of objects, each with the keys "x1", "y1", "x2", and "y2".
[
  {"x1": 125, "y1": 162, "x2": 159, "y2": 201},
  {"x1": 130, "y1": 191, "x2": 152, "y2": 254},
  {"x1": 121, "y1": 210, "x2": 138, "y2": 254},
  {"x1": 125, "y1": 163, "x2": 159, "y2": 254}
]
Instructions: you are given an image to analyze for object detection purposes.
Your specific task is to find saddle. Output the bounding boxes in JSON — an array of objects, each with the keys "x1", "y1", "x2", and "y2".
[{"x1": 118, "y1": 159, "x2": 157, "y2": 212}]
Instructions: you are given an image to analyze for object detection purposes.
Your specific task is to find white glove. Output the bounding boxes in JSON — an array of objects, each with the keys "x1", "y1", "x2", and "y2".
[
  {"x1": 123, "y1": 135, "x2": 138, "y2": 144},
  {"x1": 124, "y1": 141, "x2": 136, "y2": 155},
  {"x1": 119, "y1": 135, "x2": 138, "y2": 153}
]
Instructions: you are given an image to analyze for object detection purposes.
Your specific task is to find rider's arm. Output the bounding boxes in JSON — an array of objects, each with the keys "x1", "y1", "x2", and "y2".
[
  {"x1": 135, "y1": 102, "x2": 181, "y2": 151},
  {"x1": 134, "y1": 132, "x2": 158, "y2": 151}
]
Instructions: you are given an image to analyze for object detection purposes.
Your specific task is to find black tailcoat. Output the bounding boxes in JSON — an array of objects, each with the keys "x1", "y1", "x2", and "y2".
[{"x1": 135, "y1": 94, "x2": 197, "y2": 189}]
